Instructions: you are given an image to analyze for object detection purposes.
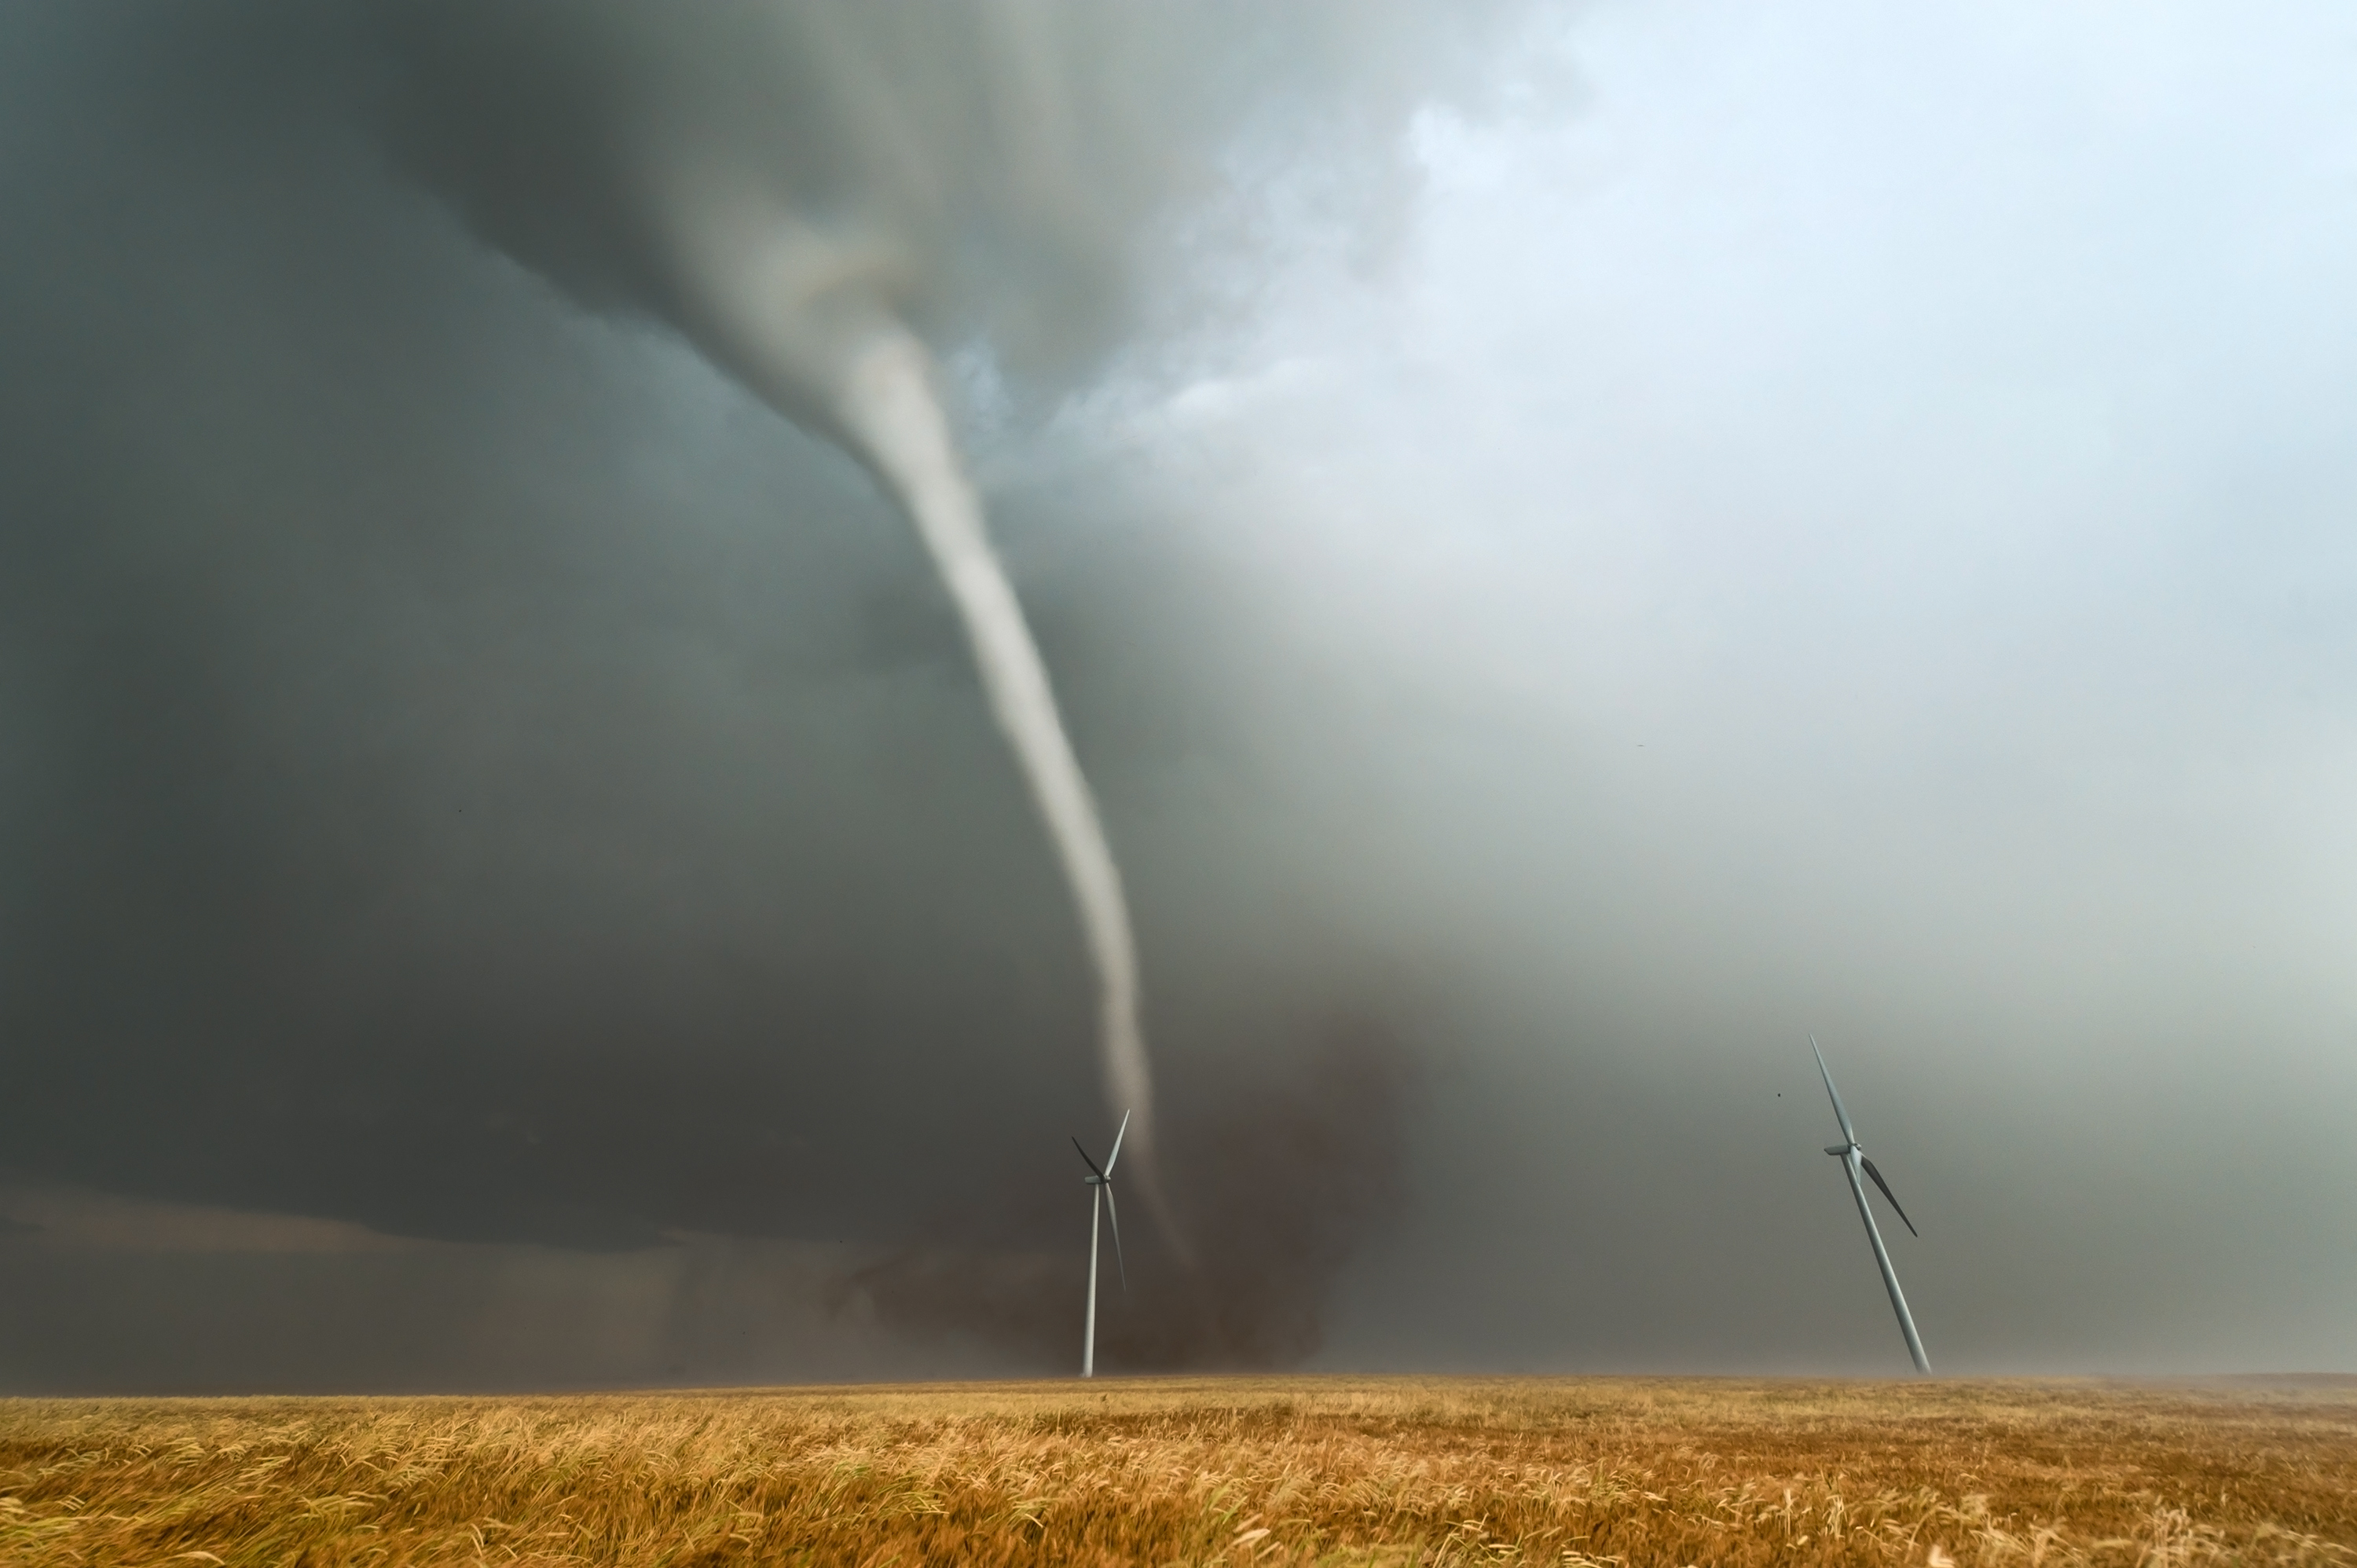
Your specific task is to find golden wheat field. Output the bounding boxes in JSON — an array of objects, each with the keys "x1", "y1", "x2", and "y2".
[{"x1": 2, "y1": 1376, "x2": 2352, "y2": 1566}]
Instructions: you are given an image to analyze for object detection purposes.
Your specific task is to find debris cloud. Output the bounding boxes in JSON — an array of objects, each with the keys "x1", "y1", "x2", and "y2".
[{"x1": 836, "y1": 1016, "x2": 1413, "y2": 1370}]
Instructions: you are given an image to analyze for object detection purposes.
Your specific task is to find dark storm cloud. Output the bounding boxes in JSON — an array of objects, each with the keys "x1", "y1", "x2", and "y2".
[
  {"x1": 9, "y1": 0, "x2": 2353, "y2": 1396},
  {"x1": 0, "y1": 2, "x2": 1505, "y2": 1387}
]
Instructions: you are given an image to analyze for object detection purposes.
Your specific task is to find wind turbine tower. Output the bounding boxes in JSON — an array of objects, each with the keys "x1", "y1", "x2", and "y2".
[
  {"x1": 1072, "y1": 1109, "x2": 1129, "y2": 1379},
  {"x1": 1811, "y1": 1036, "x2": 1931, "y2": 1374}
]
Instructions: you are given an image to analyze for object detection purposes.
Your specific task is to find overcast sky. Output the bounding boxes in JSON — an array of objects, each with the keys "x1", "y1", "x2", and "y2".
[{"x1": 2, "y1": 0, "x2": 2354, "y2": 1392}]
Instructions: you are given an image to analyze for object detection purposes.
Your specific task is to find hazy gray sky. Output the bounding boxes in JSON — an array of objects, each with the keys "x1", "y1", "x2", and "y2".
[{"x1": 2, "y1": 1, "x2": 2352, "y2": 1390}]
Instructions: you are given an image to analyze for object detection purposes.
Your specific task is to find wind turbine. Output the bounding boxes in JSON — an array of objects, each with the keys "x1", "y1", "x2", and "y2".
[
  {"x1": 1810, "y1": 1035, "x2": 1930, "y2": 1374},
  {"x1": 1072, "y1": 1108, "x2": 1129, "y2": 1379}
]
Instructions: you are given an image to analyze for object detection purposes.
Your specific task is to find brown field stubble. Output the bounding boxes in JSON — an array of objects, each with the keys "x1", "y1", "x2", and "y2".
[{"x1": 2, "y1": 1377, "x2": 2352, "y2": 1566}]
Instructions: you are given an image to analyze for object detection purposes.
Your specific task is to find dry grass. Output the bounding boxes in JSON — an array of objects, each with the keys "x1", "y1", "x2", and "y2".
[{"x1": 2, "y1": 1376, "x2": 2352, "y2": 1566}]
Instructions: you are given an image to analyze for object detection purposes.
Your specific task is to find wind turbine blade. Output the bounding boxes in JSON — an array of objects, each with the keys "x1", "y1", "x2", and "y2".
[
  {"x1": 1072, "y1": 1138, "x2": 1105, "y2": 1181},
  {"x1": 1105, "y1": 1182, "x2": 1127, "y2": 1293},
  {"x1": 1811, "y1": 1035, "x2": 1857, "y2": 1145},
  {"x1": 1103, "y1": 1109, "x2": 1131, "y2": 1177},
  {"x1": 1860, "y1": 1156, "x2": 1919, "y2": 1237}
]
